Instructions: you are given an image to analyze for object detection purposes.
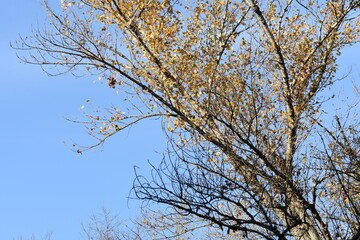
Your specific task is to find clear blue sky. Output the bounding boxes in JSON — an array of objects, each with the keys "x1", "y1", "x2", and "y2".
[
  {"x1": 0, "y1": 1, "x2": 359, "y2": 240},
  {"x1": 1, "y1": 1, "x2": 166, "y2": 240}
]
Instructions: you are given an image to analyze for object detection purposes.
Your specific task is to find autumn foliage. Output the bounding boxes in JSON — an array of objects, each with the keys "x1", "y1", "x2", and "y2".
[{"x1": 17, "y1": 0, "x2": 360, "y2": 239}]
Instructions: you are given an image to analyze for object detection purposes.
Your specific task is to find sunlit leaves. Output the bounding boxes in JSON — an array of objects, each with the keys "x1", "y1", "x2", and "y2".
[{"x1": 18, "y1": 0, "x2": 360, "y2": 239}]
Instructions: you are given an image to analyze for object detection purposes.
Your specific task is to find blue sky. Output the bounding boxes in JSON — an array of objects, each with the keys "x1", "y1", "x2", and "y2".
[
  {"x1": 0, "y1": 1, "x2": 359, "y2": 240},
  {"x1": 1, "y1": 1, "x2": 166, "y2": 240}
]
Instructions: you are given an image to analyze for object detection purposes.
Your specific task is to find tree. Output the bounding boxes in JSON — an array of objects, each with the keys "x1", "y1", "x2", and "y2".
[
  {"x1": 14, "y1": 233, "x2": 53, "y2": 240},
  {"x1": 80, "y1": 207, "x2": 245, "y2": 240},
  {"x1": 16, "y1": 0, "x2": 360, "y2": 239}
]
